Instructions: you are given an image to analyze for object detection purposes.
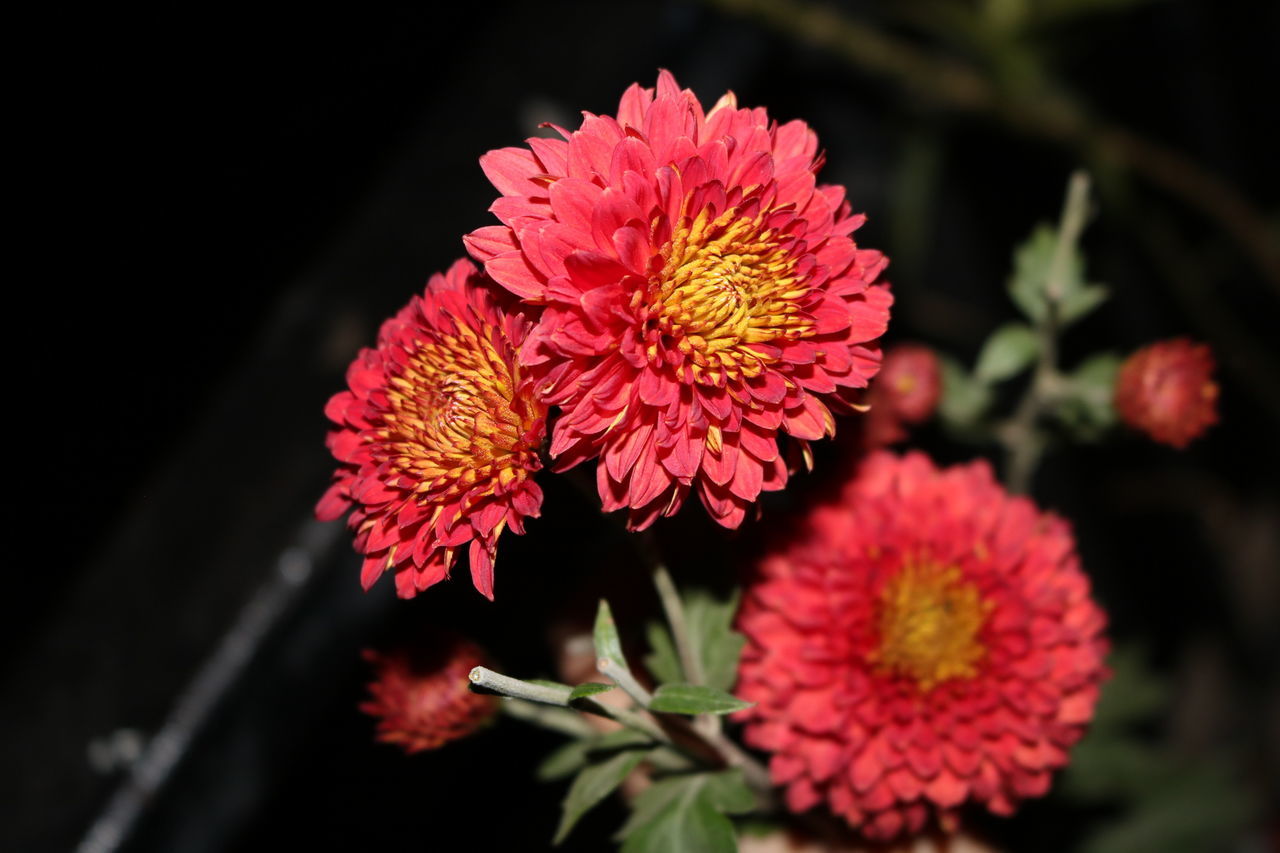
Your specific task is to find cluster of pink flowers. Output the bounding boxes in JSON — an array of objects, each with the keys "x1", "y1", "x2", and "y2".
[
  {"x1": 316, "y1": 72, "x2": 1223, "y2": 845},
  {"x1": 320, "y1": 72, "x2": 891, "y2": 599}
]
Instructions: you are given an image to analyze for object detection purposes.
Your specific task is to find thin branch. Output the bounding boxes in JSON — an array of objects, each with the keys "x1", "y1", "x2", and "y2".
[
  {"x1": 499, "y1": 699, "x2": 598, "y2": 738},
  {"x1": 598, "y1": 656, "x2": 654, "y2": 707},
  {"x1": 469, "y1": 666, "x2": 572, "y2": 705},
  {"x1": 705, "y1": 0, "x2": 1280, "y2": 294},
  {"x1": 472, "y1": 665, "x2": 672, "y2": 744}
]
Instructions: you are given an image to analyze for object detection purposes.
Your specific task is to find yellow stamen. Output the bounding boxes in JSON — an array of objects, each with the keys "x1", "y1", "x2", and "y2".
[
  {"x1": 376, "y1": 320, "x2": 541, "y2": 505},
  {"x1": 870, "y1": 562, "x2": 991, "y2": 691},
  {"x1": 645, "y1": 206, "x2": 812, "y2": 384}
]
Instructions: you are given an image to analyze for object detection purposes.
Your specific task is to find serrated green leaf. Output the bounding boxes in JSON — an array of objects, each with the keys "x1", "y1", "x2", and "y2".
[
  {"x1": 538, "y1": 739, "x2": 597, "y2": 781},
  {"x1": 644, "y1": 622, "x2": 683, "y2": 685},
  {"x1": 594, "y1": 599, "x2": 627, "y2": 669},
  {"x1": 974, "y1": 322, "x2": 1039, "y2": 382},
  {"x1": 701, "y1": 769, "x2": 756, "y2": 814},
  {"x1": 617, "y1": 771, "x2": 754, "y2": 853},
  {"x1": 623, "y1": 794, "x2": 735, "y2": 853},
  {"x1": 1008, "y1": 224, "x2": 1059, "y2": 323},
  {"x1": 1055, "y1": 352, "x2": 1121, "y2": 438},
  {"x1": 593, "y1": 729, "x2": 655, "y2": 751},
  {"x1": 569, "y1": 682, "x2": 615, "y2": 700},
  {"x1": 1060, "y1": 282, "x2": 1109, "y2": 325},
  {"x1": 553, "y1": 749, "x2": 646, "y2": 845},
  {"x1": 649, "y1": 683, "x2": 753, "y2": 715},
  {"x1": 938, "y1": 354, "x2": 993, "y2": 431},
  {"x1": 682, "y1": 589, "x2": 746, "y2": 692},
  {"x1": 1007, "y1": 221, "x2": 1102, "y2": 329},
  {"x1": 537, "y1": 729, "x2": 653, "y2": 782}
]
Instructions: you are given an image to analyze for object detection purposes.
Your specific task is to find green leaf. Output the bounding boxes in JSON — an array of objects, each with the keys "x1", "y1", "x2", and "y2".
[
  {"x1": 538, "y1": 739, "x2": 598, "y2": 781},
  {"x1": 644, "y1": 622, "x2": 683, "y2": 685},
  {"x1": 1060, "y1": 282, "x2": 1109, "y2": 325},
  {"x1": 1055, "y1": 352, "x2": 1121, "y2": 438},
  {"x1": 649, "y1": 684, "x2": 753, "y2": 715},
  {"x1": 617, "y1": 771, "x2": 755, "y2": 853},
  {"x1": 569, "y1": 682, "x2": 615, "y2": 701},
  {"x1": 1008, "y1": 224, "x2": 1059, "y2": 323},
  {"x1": 681, "y1": 589, "x2": 747, "y2": 692},
  {"x1": 593, "y1": 729, "x2": 655, "y2": 751},
  {"x1": 700, "y1": 769, "x2": 757, "y2": 814},
  {"x1": 623, "y1": 794, "x2": 734, "y2": 853},
  {"x1": 594, "y1": 599, "x2": 627, "y2": 669},
  {"x1": 1007, "y1": 222, "x2": 1105, "y2": 329},
  {"x1": 537, "y1": 729, "x2": 653, "y2": 782},
  {"x1": 974, "y1": 322, "x2": 1039, "y2": 382},
  {"x1": 553, "y1": 749, "x2": 646, "y2": 845},
  {"x1": 937, "y1": 354, "x2": 993, "y2": 431}
]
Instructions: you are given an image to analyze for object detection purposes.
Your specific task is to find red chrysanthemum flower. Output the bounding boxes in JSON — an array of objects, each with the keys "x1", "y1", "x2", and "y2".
[
  {"x1": 735, "y1": 452, "x2": 1109, "y2": 841},
  {"x1": 863, "y1": 344, "x2": 941, "y2": 448},
  {"x1": 361, "y1": 631, "x2": 498, "y2": 753},
  {"x1": 1114, "y1": 337, "x2": 1218, "y2": 449},
  {"x1": 317, "y1": 259, "x2": 547, "y2": 600},
  {"x1": 465, "y1": 71, "x2": 892, "y2": 530}
]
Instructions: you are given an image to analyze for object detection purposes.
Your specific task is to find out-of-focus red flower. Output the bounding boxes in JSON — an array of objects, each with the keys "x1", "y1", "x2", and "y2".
[
  {"x1": 735, "y1": 452, "x2": 1109, "y2": 841},
  {"x1": 465, "y1": 70, "x2": 892, "y2": 530},
  {"x1": 862, "y1": 344, "x2": 941, "y2": 448},
  {"x1": 361, "y1": 631, "x2": 498, "y2": 753},
  {"x1": 317, "y1": 259, "x2": 547, "y2": 600},
  {"x1": 1114, "y1": 338, "x2": 1218, "y2": 448}
]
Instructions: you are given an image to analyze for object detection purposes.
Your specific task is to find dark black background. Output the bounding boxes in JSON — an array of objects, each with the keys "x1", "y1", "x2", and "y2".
[{"x1": 9, "y1": 2, "x2": 1278, "y2": 850}]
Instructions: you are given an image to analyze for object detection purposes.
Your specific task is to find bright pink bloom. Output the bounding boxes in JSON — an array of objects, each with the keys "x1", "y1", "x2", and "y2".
[
  {"x1": 735, "y1": 452, "x2": 1109, "y2": 840},
  {"x1": 465, "y1": 71, "x2": 892, "y2": 530},
  {"x1": 1114, "y1": 338, "x2": 1218, "y2": 448},
  {"x1": 863, "y1": 343, "x2": 942, "y2": 448},
  {"x1": 361, "y1": 630, "x2": 498, "y2": 753},
  {"x1": 317, "y1": 259, "x2": 546, "y2": 600}
]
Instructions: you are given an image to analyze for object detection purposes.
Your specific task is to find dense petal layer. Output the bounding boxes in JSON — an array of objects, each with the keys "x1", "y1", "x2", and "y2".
[
  {"x1": 466, "y1": 71, "x2": 892, "y2": 529},
  {"x1": 318, "y1": 259, "x2": 547, "y2": 599},
  {"x1": 361, "y1": 630, "x2": 498, "y2": 752},
  {"x1": 735, "y1": 451, "x2": 1109, "y2": 840},
  {"x1": 1114, "y1": 338, "x2": 1218, "y2": 448}
]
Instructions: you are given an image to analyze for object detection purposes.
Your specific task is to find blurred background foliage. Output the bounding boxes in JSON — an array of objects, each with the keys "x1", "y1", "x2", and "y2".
[{"x1": 10, "y1": 0, "x2": 1276, "y2": 850}]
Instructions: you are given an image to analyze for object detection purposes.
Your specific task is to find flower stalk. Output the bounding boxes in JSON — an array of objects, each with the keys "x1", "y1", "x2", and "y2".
[{"x1": 1000, "y1": 171, "x2": 1090, "y2": 494}]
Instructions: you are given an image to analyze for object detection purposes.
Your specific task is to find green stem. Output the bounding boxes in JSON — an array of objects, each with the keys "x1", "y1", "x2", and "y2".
[
  {"x1": 1001, "y1": 171, "x2": 1089, "y2": 494},
  {"x1": 469, "y1": 666, "x2": 571, "y2": 705},
  {"x1": 470, "y1": 666, "x2": 671, "y2": 744},
  {"x1": 499, "y1": 699, "x2": 597, "y2": 738},
  {"x1": 598, "y1": 656, "x2": 654, "y2": 707},
  {"x1": 651, "y1": 562, "x2": 705, "y2": 687}
]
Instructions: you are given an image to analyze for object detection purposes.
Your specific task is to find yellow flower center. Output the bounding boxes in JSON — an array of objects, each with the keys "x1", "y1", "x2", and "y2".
[
  {"x1": 379, "y1": 320, "x2": 541, "y2": 503},
  {"x1": 870, "y1": 562, "x2": 991, "y2": 691},
  {"x1": 636, "y1": 206, "x2": 812, "y2": 385}
]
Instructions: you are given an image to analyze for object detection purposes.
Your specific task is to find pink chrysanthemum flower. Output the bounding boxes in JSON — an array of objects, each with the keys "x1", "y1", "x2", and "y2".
[
  {"x1": 735, "y1": 452, "x2": 1109, "y2": 840},
  {"x1": 317, "y1": 259, "x2": 546, "y2": 600},
  {"x1": 361, "y1": 631, "x2": 498, "y2": 753},
  {"x1": 1114, "y1": 337, "x2": 1218, "y2": 449},
  {"x1": 465, "y1": 71, "x2": 892, "y2": 530}
]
